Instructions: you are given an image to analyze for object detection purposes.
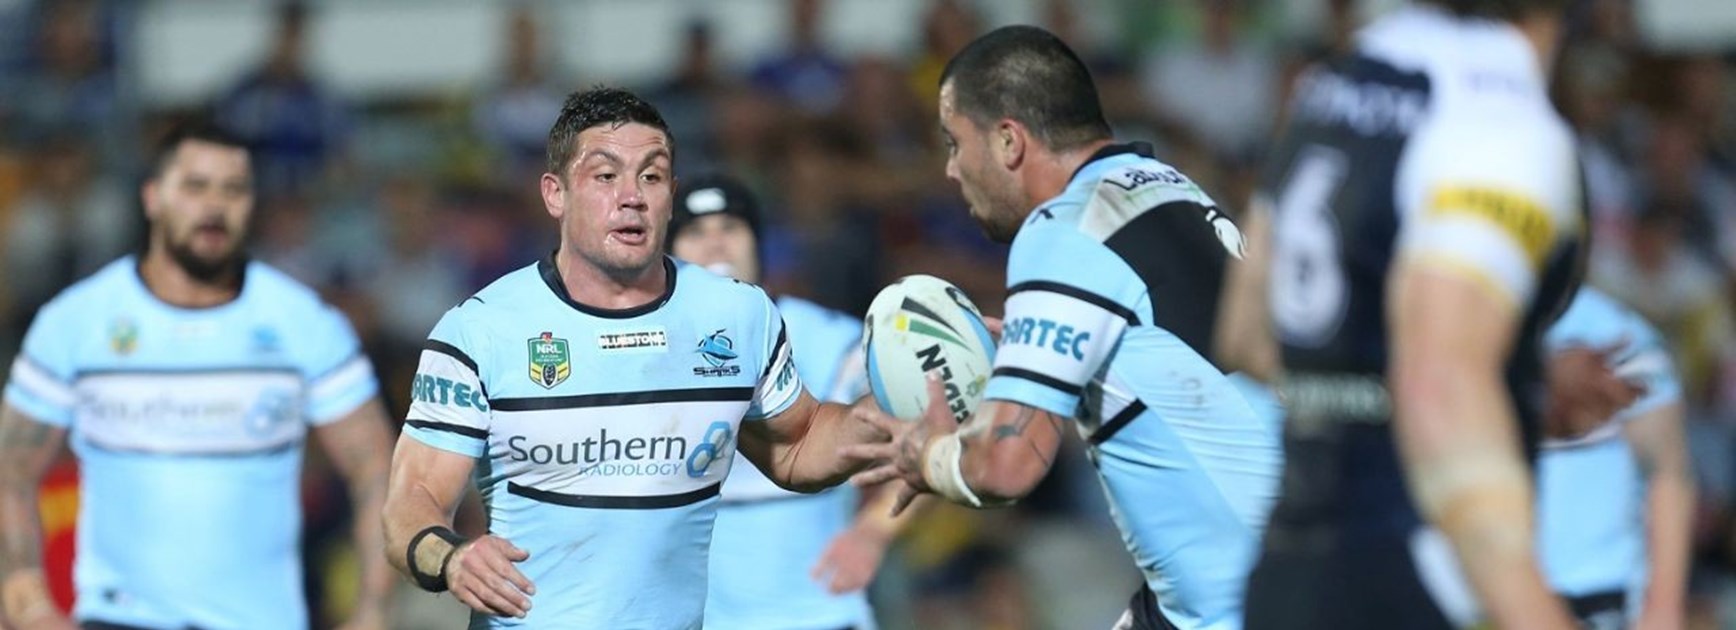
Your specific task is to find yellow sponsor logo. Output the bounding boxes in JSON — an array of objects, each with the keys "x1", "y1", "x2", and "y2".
[{"x1": 1427, "y1": 187, "x2": 1556, "y2": 264}]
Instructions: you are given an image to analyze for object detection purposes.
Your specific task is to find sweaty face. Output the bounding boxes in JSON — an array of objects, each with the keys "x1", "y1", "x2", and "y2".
[
  {"x1": 145, "y1": 140, "x2": 253, "y2": 281},
  {"x1": 547, "y1": 123, "x2": 674, "y2": 278},
  {"x1": 671, "y1": 214, "x2": 759, "y2": 283},
  {"x1": 940, "y1": 82, "x2": 1024, "y2": 244}
]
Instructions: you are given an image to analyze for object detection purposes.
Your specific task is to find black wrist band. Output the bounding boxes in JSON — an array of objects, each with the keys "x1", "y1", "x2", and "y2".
[{"x1": 407, "y1": 525, "x2": 466, "y2": 592}]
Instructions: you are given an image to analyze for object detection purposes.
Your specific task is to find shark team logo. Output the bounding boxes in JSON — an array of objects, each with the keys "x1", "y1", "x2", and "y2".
[
  {"x1": 694, "y1": 330, "x2": 741, "y2": 377},
  {"x1": 527, "y1": 332, "x2": 572, "y2": 389}
]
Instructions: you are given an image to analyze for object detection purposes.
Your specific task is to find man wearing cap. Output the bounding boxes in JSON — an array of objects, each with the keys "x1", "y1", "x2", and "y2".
[{"x1": 670, "y1": 173, "x2": 920, "y2": 630}]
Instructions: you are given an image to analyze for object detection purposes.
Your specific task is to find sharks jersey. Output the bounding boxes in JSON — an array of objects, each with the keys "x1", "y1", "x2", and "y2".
[
  {"x1": 2, "y1": 257, "x2": 378, "y2": 630},
  {"x1": 403, "y1": 255, "x2": 803, "y2": 629},
  {"x1": 1537, "y1": 288, "x2": 1680, "y2": 604},
  {"x1": 707, "y1": 295, "x2": 874, "y2": 630},
  {"x1": 982, "y1": 142, "x2": 1283, "y2": 630}
]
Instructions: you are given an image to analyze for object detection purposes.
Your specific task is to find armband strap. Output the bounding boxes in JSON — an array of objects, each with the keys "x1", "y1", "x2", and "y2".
[
  {"x1": 407, "y1": 525, "x2": 467, "y2": 592},
  {"x1": 921, "y1": 432, "x2": 986, "y2": 508}
]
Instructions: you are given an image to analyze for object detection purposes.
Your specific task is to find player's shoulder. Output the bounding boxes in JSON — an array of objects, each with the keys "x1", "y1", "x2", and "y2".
[
  {"x1": 429, "y1": 261, "x2": 543, "y2": 334},
  {"x1": 676, "y1": 258, "x2": 775, "y2": 313},
  {"x1": 242, "y1": 260, "x2": 334, "y2": 314},
  {"x1": 39, "y1": 257, "x2": 139, "y2": 318}
]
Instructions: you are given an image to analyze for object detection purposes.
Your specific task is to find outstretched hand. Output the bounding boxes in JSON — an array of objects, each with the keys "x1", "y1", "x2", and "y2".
[
  {"x1": 839, "y1": 374, "x2": 960, "y2": 516},
  {"x1": 1545, "y1": 338, "x2": 1647, "y2": 440}
]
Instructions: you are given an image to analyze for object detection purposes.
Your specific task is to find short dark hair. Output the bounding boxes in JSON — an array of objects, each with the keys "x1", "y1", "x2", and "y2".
[
  {"x1": 1429, "y1": 0, "x2": 1568, "y2": 18},
  {"x1": 148, "y1": 119, "x2": 249, "y2": 179},
  {"x1": 546, "y1": 87, "x2": 673, "y2": 176},
  {"x1": 939, "y1": 25, "x2": 1111, "y2": 151}
]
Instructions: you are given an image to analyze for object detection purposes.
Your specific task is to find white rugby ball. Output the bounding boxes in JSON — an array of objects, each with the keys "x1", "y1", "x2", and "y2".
[{"x1": 864, "y1": 275, "x2": 997, "y2": 422}]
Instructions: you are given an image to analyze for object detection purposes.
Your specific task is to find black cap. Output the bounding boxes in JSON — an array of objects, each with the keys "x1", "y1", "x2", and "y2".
[{"x1": 671, "y1": 173, "x2": 762, "y2": 241}]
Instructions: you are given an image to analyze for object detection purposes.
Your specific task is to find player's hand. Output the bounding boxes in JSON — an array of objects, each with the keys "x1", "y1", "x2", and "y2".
[
  {"x1": 1631, "y1": 606, "x2": 1683, "y2": 630},
  {"x1": 982, "y1": 316, "x2": 1003, "y2": 339},
  {"x1": 841, "y1": 374, "x2": 959, "y2": 515},
  {"x1": 810, "y1": 523, "x2": 892, "y2": 594},
  {"x1": 1546, "y1": 340, "x2": 1646, "y2": 439},
  {"x1": 446, "y1": 535, "x2": 536, "y2": 619}
]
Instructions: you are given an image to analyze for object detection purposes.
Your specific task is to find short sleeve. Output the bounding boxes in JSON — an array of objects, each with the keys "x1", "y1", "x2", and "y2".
[
  {"x1": 1395, "y1": 109, "x2": 1581, "y2": 307},
  {"x1": 302, "y1": 304, "x2": 380, "y2": 425},
  {"x1": 983, "y1": 226, "x2": 1141, "y2": 418},
  {"x1": 746, "y1": 295, "x2": 804, "y2": 421},
  {"x1": 3, "y1": 302, "x2": 78, "y2": 427},
  {"x1": 403, "y1": 307, "x2": 492, "y2": 457}
]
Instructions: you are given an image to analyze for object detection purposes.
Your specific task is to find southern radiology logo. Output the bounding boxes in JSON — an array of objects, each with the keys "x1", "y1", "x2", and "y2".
[
  {"x1": 693, "y1": 329, "x2": 741, "y2": 377},
  {"x1": 507, "y1": 421, "x2": 734, "y2": 479},
  {"x1": 528, "y1": 332, "x2": 572, "y2": 389}
]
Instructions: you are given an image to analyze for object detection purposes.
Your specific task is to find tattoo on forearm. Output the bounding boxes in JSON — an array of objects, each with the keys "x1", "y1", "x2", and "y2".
[{"x1": 990, "y1": 408, "x2": 1061, "y2": 468}]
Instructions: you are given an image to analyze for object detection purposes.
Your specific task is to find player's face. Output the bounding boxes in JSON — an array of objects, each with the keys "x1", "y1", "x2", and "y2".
[
  {"x1": 671, "y1": 214, "x2": 759, "y2": 283},
  {"x1": 545, "y1": 123, "x2": 674, "y2": 278},
  {"x1": 939, "y1": 83, "x2": 1024, "y2": 244},
  {"x1": 143, "y1": 140, "x2": 253, "y2": 280}
]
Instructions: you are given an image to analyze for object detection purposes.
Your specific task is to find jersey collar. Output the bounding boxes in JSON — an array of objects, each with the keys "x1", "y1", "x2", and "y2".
[
  {"x1": 537, "y1": 252, "x2": 679, "y2": 319},
  {"x1": 1069, "y1": 141, "x2": 1156, "y2": 183}
]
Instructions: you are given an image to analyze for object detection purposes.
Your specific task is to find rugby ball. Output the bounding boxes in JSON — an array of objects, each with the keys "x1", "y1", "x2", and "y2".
[{"x1": 864, "y1": 275, "x2": 997, "y2": 422}]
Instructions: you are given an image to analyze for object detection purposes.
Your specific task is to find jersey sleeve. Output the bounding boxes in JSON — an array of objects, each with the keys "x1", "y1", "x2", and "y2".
[
  {"x1": 746, "y1": 293, "x2": 804, "y2": 421},
  {"x1": 403, "y1": 306, "x2": 492, "y2": 457},
  {"x1": 3, "y1": 301, "x2": 79, "y2": 427},
  {"x1": 1545, "y1": 289, "x2": 1682, "y2": 422},
  {"x1": 983, "y1": 225, "x2": 1142, "y2": 418},
  {"x1": 1395, "y1": 109, "x2": 1581, "y2": 307},
  {"x1": 301, "y1": 304, "x2": 380, "y2": 425}
]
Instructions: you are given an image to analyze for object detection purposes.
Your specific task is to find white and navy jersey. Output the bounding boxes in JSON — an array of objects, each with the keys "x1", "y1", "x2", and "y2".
[
  {"x1": 403, "y1": 255, "x2": 803, "y2": 630},
  {"x1": 2, "y1": 257, "x2": 378, "y2": 630},
  {"x1": 1258, "y1": 5, "x2": 1584, "y2": 543},
  {"x1": 984, "y1": 142, "x2": 1282, "y2": 630},
  {"x1": 1538, "y1": 288, "x2": 1681, "y2": 601},
  {"x1": 707, "y1": 295, "x2": 874, "y2": 630}
]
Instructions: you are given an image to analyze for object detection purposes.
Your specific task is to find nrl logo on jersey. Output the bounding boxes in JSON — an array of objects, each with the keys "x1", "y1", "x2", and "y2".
[
  {"x1": 528, "y1": 331, "x2": 572, "y2": 389},
  {"x1": 693, "y1": 329, "x2": 741, "y2": 377}
]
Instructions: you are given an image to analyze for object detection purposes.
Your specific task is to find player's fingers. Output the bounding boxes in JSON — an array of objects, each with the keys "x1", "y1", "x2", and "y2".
[
  {"x1": 889, "y1": 483, "x2": 920, "y2": 517},
  {"x1": 851, "y1": 464, "x2": 903, "y2": 488},
  {"x1": 839, "y1": 442, "x2": 896, "y2": 464},
  {"x1": 921, "y1": 373, "x2": 955, "y2": 427},
  {"x1": 982, "y1": 316, "x2": 1004, "y2": 338},
  {"x1": 476, "y1": 578, "x2": 530, "y2": 619},
  {"x1": 456, "y1": 581, "x2": 519, "y2": 618},
  {"x1": 850, "y1": 405, "x2": 906, "y2": 435}
]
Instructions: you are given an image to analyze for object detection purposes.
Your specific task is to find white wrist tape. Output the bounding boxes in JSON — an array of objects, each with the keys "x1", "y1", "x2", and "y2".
[{"x1": 922, "y1": 432, "x2": 985, "y2": 508}]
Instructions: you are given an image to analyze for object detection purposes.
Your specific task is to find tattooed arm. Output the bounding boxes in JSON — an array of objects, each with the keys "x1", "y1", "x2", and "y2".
[
  {"x1": 0, "y1": 404, "x2": 72, "y2": 629},
  {"x1": 312, "y1": 400, "x2": 397, "y2": 630}
]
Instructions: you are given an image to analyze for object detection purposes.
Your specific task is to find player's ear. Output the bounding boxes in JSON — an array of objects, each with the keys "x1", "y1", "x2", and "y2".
[
  {"x1": 540, "y1": 170, "x2": 566, "y2": 220},
  {"x1": 140, "y1": 179, "x2": 162, "y2": 221},
  {"x1": 995, "y1": 119, "x2": 1025, "y2": 170}
]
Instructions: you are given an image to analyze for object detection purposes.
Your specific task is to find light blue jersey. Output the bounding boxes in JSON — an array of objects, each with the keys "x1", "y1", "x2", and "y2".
[
  {"x1": 982, "y1": 144, "x2": 1283, "y2": 630},
  {"x1": 2, "y1": 257, "x2": 378, "y2": 630},
  {"x1": 1538, "y1": 288, "x2": 1681, "y2": 601},
  {"x1": 706, "y1": 295, "x2": 874, "y2": 630},
  {"x1": 403, "y1": 256, "x2": 805, "y2": 629}
]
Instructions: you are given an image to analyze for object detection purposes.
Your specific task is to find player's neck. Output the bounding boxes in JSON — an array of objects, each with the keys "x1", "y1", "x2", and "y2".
[
  {"x1": 137, "y1": 248, "x2": 243, "y2": 309},
  {"x1": 554, "y1": 249, "x2": 670, "y2": 311},
  {"x1": 1024, "y1": 138, "x2": 1117, "y2": 208}
]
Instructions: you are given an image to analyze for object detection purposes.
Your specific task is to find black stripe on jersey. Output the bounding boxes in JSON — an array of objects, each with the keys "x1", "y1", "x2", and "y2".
[
  {"x1": 991, "y1": 367, "x2": 1083, "y2": 397},
  {"x1": 405, "y1": 419, "x2": 488, "y2": 439},
  {"x1": 1089, "y1": 399, "x2": 1148, "y2": 445},
  {"x1": 508, "y1": 481, "x2": 721, "y2": 510},
  {"x1": 1102, "y1": 200, "x2": 1232, "y2": 369},
  {"x1": 424, "y1": 340, "x2": 479, "y2": 374},
  {"x1": 82, "y1": 438, "x2": 302, "y2": 458},
  {"x1": 75, "y1": 366, "x2": 300, "y2": 378},
  {"x1": 490, "y1": 386, "x2": 756, "y2": 411},
  {"x1": 760, "y1": 322, "x2": 788, "y2": 381},
  {"x1": 1007, "y1": 281, "x2": 1141, "y2": 326}
]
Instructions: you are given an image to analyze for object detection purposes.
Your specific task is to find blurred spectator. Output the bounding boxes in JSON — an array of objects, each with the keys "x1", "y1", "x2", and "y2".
[
  {"x1": 761, "y1": 118, "x2": 881, "y2": 313},
  {"x1": 3, "y1": 134, "x2": 133, "y2": 339},
  {"x1": 1139, "y1": 0, "x2": 1277, "y2": 164},
  {"x1": 1560, "y1": 46, "x2": 1641, "y2": 247},
  {"x1": 356, "y1": 177, "x2": 467, "y2": 351},
  {"x1": 652, "y1": 21, "x2": 725, "y2": 173},
  {"x1": 2, "y1": 0, "x2": 129, "y2": 167},
  {"x1": 908, "y1": 0, "x2": 980, "y2": 111},
  {"x1": 215, "y1": 2, "x2": 349, "y2": 198},
  {"x1": 1634, "y1": 114, "x2": 1736, "y2": 271},
  {"x1": 751, "y1": 0, "x2": 849, "y2": 116},
  {"x1": 472, "y1": 5, "x2": 564, "y2": 185}
]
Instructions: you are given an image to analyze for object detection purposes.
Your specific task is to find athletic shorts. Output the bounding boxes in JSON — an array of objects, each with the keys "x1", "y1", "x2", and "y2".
[{"x1": 1110, "y1": 584, "x2": 1179, "y2": 630}]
